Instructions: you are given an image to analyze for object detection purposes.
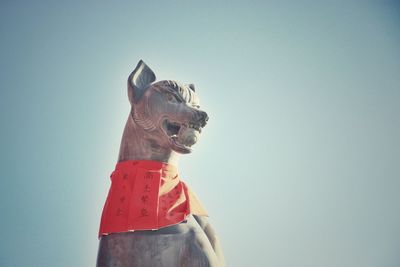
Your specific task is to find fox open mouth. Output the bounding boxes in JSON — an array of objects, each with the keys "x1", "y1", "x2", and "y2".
[{"x1": 162, "y1": 119, "x2": 201, "y2": 153}]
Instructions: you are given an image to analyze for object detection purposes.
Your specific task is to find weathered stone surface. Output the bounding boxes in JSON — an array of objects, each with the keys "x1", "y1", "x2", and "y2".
[{"x1": 97, "y1": 60, "x2": 224, "y2": 266}]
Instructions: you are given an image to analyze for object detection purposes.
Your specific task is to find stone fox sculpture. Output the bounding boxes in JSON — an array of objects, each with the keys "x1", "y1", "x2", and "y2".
[{"x1": 97, "y1": 60, "x2": 224, "y2": 267}]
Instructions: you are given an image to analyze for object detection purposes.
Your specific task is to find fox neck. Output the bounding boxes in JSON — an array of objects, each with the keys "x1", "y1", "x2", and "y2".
[{"x1": 118, "y1": 113, "x2": 180, "y2": 166}]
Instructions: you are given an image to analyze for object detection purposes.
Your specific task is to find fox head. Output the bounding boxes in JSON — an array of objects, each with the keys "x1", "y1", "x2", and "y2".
[{"x1": 127, "y1": 60, "x2": 208, "y2": 154}]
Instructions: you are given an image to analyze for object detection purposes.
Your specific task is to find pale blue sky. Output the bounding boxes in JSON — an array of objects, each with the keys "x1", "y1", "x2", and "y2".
[{"x1": 1, "y1": 1, "x2": 399, "y2": 266}]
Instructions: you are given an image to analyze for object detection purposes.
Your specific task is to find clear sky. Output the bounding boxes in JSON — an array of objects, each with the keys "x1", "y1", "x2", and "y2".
[{"x1": 1, "y1": 1, "x2": 399, "y2": 266}]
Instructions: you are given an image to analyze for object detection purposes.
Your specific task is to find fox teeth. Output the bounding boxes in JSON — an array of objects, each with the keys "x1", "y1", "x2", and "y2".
[{"x1": 186, "y1": 123, "x2": 201, "y2": 132}]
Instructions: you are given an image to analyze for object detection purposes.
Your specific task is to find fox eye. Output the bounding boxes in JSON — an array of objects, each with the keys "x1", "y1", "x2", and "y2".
[{"x1": 166, "y1": 92, "x2": 180, "y2": 103}]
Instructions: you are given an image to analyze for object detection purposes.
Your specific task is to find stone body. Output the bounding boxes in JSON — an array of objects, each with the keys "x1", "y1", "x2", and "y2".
[{"x1": 97, "y1": 60, "x2": 224, "y2": 267}]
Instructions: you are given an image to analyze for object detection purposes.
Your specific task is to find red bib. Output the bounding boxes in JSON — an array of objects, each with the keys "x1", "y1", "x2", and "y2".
[{"x1": 98, "y1": 160, "x2": 208, "y2": 238}]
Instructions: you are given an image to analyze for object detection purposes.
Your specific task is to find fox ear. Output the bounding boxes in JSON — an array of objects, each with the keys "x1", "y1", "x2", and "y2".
[
  {"x1": 128, "y1": 60, "x2": 156, "y2": 103},
  {"x1": 188, "y1": 84, "x2": 196, "y2": 92}
]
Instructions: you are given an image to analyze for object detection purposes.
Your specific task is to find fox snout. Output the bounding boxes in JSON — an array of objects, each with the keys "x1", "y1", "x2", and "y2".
[{"x1": 196, "y1": 110, "x2": 209, "y2": 128}]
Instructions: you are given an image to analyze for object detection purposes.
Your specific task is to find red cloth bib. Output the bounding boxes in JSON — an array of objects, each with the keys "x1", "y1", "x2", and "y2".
[{"x1": 98, "y1": 160, "x2": 208, "y2": 238}]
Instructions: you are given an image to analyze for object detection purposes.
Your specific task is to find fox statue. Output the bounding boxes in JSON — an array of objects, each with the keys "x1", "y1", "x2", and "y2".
[{"x1": 96, "y1": 60, "x2": 224, "y2": 267}]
